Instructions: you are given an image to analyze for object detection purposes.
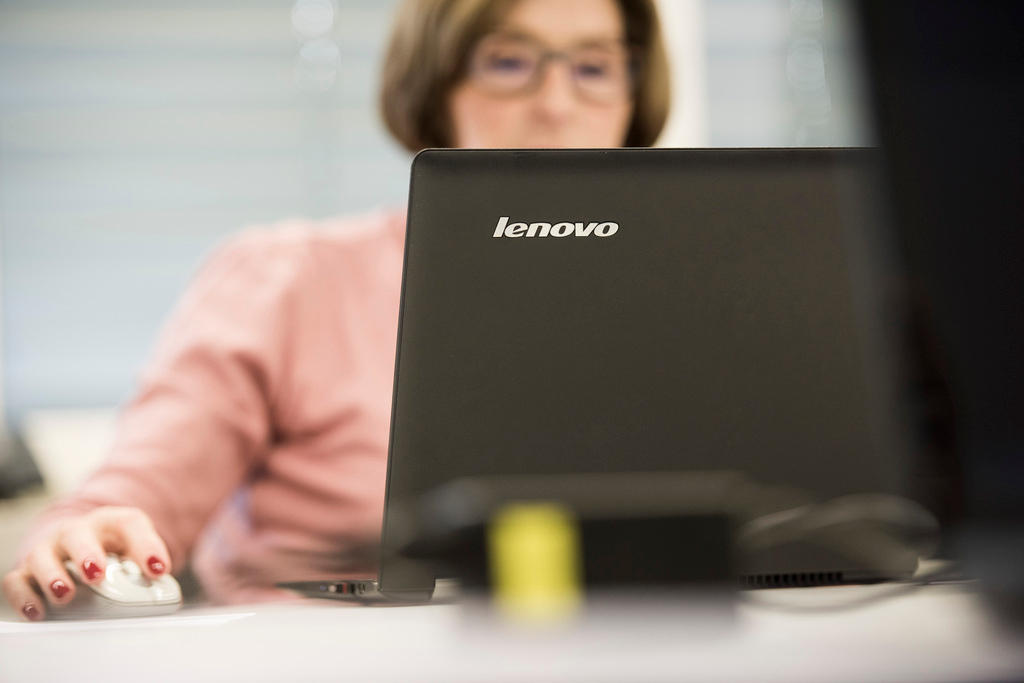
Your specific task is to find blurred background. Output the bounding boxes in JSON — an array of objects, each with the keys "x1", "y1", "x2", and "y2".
[{"x1": 0, "y1": 0, "x2": 871, "y2": 563}]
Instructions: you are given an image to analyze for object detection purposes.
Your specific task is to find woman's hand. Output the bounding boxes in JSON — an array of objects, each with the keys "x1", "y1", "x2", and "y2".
[{"x1": 3, "y1": 506, "x2": 172, "y2": 621}]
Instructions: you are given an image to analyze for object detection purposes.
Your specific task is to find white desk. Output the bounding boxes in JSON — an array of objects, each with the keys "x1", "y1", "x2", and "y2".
[{"x1": 1, "y1": 583, "x2": 1022, "y2": 682}]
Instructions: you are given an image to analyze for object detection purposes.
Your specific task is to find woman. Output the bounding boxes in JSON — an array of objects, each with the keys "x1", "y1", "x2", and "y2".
[{"x1": 4, "y1": 0, "x2": 669, "y2": 618}]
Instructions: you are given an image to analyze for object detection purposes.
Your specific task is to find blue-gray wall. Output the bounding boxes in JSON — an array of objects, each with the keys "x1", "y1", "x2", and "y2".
[{"x1": 0, "y1": 0, "x2": 410, "y2": 419}]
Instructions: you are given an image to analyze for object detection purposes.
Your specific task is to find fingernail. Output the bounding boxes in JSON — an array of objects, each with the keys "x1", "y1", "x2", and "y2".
[
  {"x1": 147, "y1": 556, "x2": 166, "y2": 575},
  {"x1": 50, "y1": 580, "x2": 69, "y2": 599},
  {"x1": 83, "y1": 559, "x2": 103, "y2": 581},
  {"x1": 22, "y1": 603, "x2": 40, "y2": 620}
]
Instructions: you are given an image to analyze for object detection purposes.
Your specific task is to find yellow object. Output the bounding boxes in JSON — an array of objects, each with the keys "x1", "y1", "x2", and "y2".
[{"x1": 488, "y1": 502, "x2": 583, "y2": 622}]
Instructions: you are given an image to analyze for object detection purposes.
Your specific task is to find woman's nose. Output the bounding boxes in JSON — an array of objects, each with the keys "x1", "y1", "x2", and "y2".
[{"x1": 531, "y1": 59, "x2": 577, "y2": 119}]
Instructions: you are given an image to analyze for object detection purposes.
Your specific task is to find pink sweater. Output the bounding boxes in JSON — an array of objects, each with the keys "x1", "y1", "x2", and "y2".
[{"x1": 19, "y1": 207, "x2": 407, "y2": 603}]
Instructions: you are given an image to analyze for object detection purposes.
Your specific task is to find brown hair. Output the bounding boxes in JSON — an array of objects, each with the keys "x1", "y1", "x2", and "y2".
[{"x1": 379, "y1": 0, "x2": 670, "y2": 152}]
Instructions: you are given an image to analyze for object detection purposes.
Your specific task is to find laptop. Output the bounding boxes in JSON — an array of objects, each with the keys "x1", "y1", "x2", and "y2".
[{"x1": 283, "y1": 148, "x2": 927, "y2": 603}]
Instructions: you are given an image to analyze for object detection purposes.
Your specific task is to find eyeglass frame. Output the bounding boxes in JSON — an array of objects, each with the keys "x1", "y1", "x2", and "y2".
[{"x1": 462, "y1": 32, "x2": 643, "y2": 104}]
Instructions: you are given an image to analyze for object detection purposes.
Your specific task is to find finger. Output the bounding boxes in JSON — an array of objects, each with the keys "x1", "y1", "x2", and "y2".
[
  {"x1": 23, "y1": 546, "x2": 75, "y2": 606},
  {"x1": 94, "y1": 507, "x2": 172, "y2": 579},
  {"x1": 3, "y1": 569, "x2": 46, "y2": 621},
  {"x1": 55, "y1": 520, "x2": 108, "y2": 585}
]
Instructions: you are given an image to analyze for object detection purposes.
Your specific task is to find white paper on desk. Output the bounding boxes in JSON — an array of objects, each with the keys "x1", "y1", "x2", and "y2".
[{"x1": 0, "y1": 611, "x2": 255, "y2": 635}]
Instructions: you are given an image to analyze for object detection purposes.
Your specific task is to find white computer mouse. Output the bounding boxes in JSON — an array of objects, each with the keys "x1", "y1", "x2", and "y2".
[{"x1": 53, "y1": 553, "x2": 183, "y2": 620}]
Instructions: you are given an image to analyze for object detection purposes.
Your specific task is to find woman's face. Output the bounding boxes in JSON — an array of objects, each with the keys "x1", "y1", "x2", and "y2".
[{"x1": 448, "y1": 0, "x2": 634, "y2": 149}]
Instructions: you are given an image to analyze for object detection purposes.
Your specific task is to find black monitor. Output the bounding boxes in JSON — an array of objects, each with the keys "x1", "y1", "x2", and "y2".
[{"x1": 856, "y1": 1, "x2": 1024, "y2": 622}]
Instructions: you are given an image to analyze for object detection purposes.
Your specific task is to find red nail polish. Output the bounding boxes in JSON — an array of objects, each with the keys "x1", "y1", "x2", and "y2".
[
  {"x1": 22, "y1": 603, "x2": 40, "y2": 620},
  {"x1": 50, "y1": 580, "x2": 69, "y2": 599},
  {"x1": 147, "y1": 556, "x2": 166, "y2": 575},
  {"x1": 83, "y1": 559, "x2": 102, "y2": 581}
]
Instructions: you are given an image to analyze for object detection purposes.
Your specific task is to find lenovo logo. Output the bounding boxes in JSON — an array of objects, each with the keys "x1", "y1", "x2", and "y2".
[{"x1": 492, "y1": 216, "x2": 620, "y2": 238}]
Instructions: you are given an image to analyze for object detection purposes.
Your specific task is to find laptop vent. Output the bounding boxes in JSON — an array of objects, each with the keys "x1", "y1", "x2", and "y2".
[{"x1": 742, "y1": 571, "x2": 845, "y2": 589}]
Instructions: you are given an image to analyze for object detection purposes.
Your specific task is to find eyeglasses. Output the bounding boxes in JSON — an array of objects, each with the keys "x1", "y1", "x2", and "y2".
[{"x1": 466, "y1": 33, "x2": 636, "y2": 103}]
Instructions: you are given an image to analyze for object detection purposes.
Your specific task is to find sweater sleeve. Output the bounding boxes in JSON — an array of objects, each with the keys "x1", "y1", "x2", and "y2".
[{"x1": 16, "y1": 227, "x2": 308, "y2": 570}]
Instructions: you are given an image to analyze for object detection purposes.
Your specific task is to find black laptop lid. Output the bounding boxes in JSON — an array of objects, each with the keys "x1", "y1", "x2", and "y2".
[{"x1": 380, "y1": 148, "x2": 909, "y2": 593}]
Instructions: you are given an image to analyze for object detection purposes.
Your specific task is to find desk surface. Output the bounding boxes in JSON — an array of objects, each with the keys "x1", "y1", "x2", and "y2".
[{"x1": 2, "y1": 583, "x2": 1022, "y2": 683}]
